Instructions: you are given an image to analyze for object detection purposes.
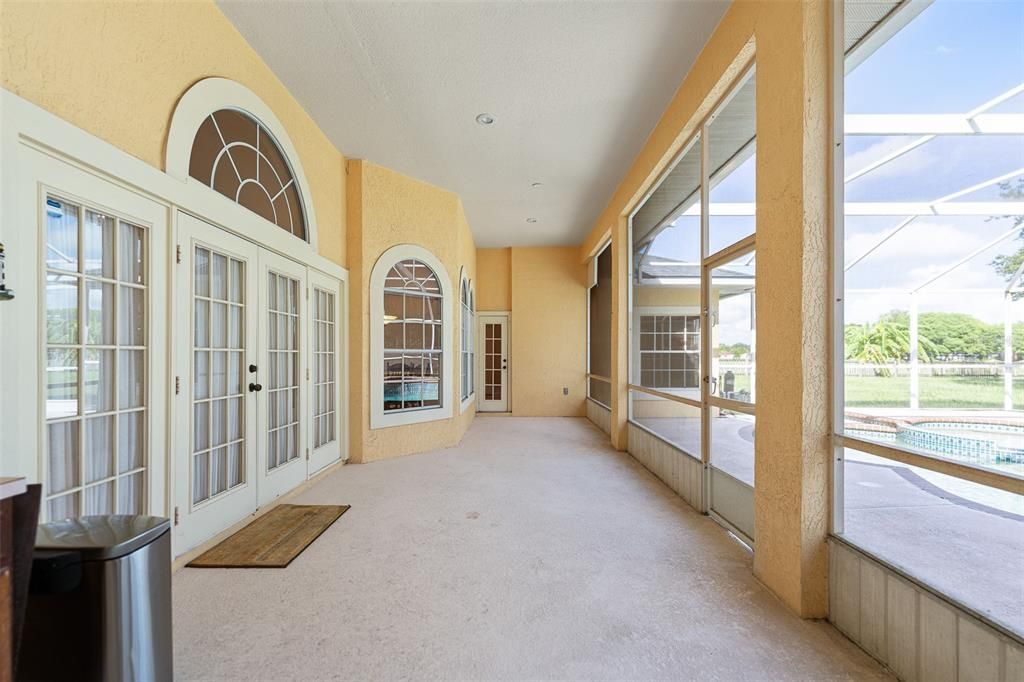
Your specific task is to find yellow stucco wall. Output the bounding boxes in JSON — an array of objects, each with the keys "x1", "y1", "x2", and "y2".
[
  {"x1": 346, "y1": 160, "x2": 477, "y2": 462},
  {"x1": 476, "y1": 248, "x2": 512, "y2": 311},
  {"x1": 580, "y1": 1, "x2": 832, "y2": 617},
  {"x1": 635, "y1": 286, "x2": 701, "y2": 308},
  {"x1": 0, "y1": 0, "x2": 347, "y2": 266},
  {"x1": 509, "y1": 247, "x2": 587, "y2": 417}
]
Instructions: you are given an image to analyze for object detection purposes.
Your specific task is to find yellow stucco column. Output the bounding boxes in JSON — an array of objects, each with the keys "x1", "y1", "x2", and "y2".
[
  {"x1": 751, "y1": 0, "x2": 832, "y2": 618},
  {"x1": 609, "y1": 217, "x2": 630, "y2": 451}
]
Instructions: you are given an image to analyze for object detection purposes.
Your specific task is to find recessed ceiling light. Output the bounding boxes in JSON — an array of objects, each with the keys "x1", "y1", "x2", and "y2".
[
  {"x1": 526, "y1": 218, "x2": 538, "y2": 224},
  {"x1": 475, "y1": 113, "x2": 495, "y2": 126}
]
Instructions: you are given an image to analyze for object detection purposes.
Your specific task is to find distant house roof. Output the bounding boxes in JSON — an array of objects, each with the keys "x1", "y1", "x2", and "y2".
[{"x1": 637, "y1": 254, "x2": 753, "y2": 284}]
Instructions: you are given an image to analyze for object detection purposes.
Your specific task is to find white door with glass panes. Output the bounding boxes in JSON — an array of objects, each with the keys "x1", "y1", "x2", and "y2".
[
  {"x1": 175, "y1": 213, "x2": 343, "y2": 549},
  {"x1": 175, "y1": 214, "x2": 261, "y2": 549},
  {"x1": 477, "y1": 314, "x2": 509, "y2": 412},
  {"x1": 308, "y1": 270, "x2": 343, "y2": 474},
  {"x1": 257, "y1": 250, "x2": 307, "y2": 505},
  {"x1": 40, "y1": 186, "x2": 167, "y2": 522}
]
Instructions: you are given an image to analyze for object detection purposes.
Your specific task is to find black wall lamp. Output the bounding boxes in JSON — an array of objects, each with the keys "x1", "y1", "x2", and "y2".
[{"x1": 0, "y1": 242, "x2": 14, "y2": 301}]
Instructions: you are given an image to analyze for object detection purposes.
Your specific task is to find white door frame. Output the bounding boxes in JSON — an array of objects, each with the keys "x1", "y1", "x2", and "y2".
[
  {"x1": 1, "y1": 150, "x2": 171, "y2": 521},
  {"x1": 477, "y1": 312, "x2": 510, "y2": 412},
  {"x1": 307, "y1": 269, "x2": 346, "y2": 475},
  {"x1": 0, "y1": 89, "x2": 349, "y2": 558}
]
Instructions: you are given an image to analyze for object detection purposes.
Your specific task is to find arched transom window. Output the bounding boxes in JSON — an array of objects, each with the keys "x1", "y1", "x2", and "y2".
[
  {"x1": 383, "y1": 259, "x2": 443, "y2": 413},
  {"x1": 189, "y1": 109, "x2": 307, "y2": 240}
]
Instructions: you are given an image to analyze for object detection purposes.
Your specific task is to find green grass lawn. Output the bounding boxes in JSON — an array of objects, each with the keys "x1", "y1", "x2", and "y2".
[
  {"x1": 717, "y1": 370, "x2": 1022, "y2": 408},
  {"x1": 845, "y1": 374, "x2": 1023, "y2": 409}
]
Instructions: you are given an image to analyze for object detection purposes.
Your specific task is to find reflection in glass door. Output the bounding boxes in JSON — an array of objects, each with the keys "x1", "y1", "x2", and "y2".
[
  {"x1": 192, "y1": 246, "x2": 247, "y2": 504},
  {"x1": 266, "y1": 272, "x2": 300, "y2": 471},
  {"x1": 43, "y1": 195, "x2": 149, "y2": 521}
]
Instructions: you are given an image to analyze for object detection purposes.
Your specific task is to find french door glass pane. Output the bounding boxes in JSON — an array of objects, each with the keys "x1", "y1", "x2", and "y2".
[
  {"x1": 86, "y1": 280, "x2": 115, "y2": 345},
  {"x1": 118, "y1": 285, "x2": 145, "y2": 346},
  {"x1": 48, "y1": 493, "x2": 80, "y2": 523},
  {"x1": 118, "y1": 472, "x2": 143, "y2": 514},
  {"x1": 46, "y1": 273, "x2": 78, "y2": 344},
  {"x1": 83, "y1": 210, "x2": 115, "y2": 279},
  {"x1": 83, "y1": 349, "x2": 114, "y2": 414},
  {"x1": 43, "y1": 197, "x2": 149, "y2": 521},
  {"x1": 313, "y1": 287, "x2": 337, "y2": 448},
  {"x1": 46, "y1": 348, "x2": 78, "y2": 419},
  {"x1": 118, "y1": 350, "x2": 145, "y2": 409},
  {"x1": 118, "y1": 222, "x2": 145, "y2": 285},
  {"x1": 118, "y1": 411, "x2": 145, "y2": 473},
  {"x1": 47, "y1": 421, "x2": 80, "y2": 495},
  {"x1": 45, "y1": 198, "x2": 79, "y2": 272},
  {"x1": 84, "y1": 481, "x2": 114, "y2": 515},
  {"x1": 268, "y1": 271, "x2": 301, "y2": 469},
  {"x1": 84, "y1": 415, "x2": 115, "y2": 483},
  {"x1": 191, "y1": 244, "x2": 246, "y2": 505}
]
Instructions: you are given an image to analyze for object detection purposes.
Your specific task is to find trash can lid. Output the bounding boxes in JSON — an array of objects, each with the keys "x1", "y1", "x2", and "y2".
[{"x1": 36, "y1": 515, "x2": 170, "y2": 560}]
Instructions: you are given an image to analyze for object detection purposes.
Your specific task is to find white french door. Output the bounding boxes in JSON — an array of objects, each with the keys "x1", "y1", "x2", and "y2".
[
  {"x1": 308, "y1": 269, "x2": 343, "y2": 474},
  {"x1": 175, "y1": 214, "x2": 260, "y2": 549},
  {"x1": 175, "y1": 213, "x2": 344, "y2": 550},
  {"x1": 477, "y1": 314, "x2": 509, "y2": 412},
  {"x1": 257, "y1": 250, "x2": 307, "y2": 505}
]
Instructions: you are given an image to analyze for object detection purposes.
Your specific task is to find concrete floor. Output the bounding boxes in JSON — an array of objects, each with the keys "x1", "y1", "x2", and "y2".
[{"x1": 174, "y1": 417, "x2": 889, "y2": 681}]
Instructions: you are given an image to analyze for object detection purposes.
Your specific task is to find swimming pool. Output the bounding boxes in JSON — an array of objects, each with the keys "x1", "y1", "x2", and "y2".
[
  {"x1": 845, "y1": 416, "x2": 1024, "y2": 474},
  {"x1": 898, "y1": 421, "x2": 1024, "y2": 470}
]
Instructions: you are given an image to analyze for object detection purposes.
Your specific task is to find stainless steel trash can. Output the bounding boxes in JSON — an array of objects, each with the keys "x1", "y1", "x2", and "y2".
[{"x1": 18, "y1": 515, "x2": 172, "y2": 682}]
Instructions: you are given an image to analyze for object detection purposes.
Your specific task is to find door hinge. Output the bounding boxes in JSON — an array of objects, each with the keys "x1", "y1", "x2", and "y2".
[
  {"x1": 175, "y1": 376, "x2": 181, "y2": 395},
  {"x1": 176, "y1": 244, "x2": 182, "y2": 264},
  {"x1": 306, "y1": 368, "x2": 310, "y2": 380},
  {"x1": 306, "y1": 448, "x2": 310, "y2": 461},
  {"x1": 174, "y1": 507, "x2": 180, "y2": 526}
]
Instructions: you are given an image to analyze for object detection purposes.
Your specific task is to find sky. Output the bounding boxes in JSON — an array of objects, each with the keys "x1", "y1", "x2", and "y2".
[{"x1": 644, "y1": 0, "x2": 1024, "y2": 342}]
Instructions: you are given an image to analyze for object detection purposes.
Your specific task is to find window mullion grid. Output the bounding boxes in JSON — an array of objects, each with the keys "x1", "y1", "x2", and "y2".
[
  {"x1": 112, "y1": 217, "x2": 124, "y2": 512},
  {"x1": 75, "y1": 202, "x2": 87, "y2": 518}
]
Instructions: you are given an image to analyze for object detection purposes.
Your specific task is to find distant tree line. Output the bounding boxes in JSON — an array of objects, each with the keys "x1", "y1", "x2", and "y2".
[{"x1": 845, "y1": 310, "x2": 1024, "y2": 370}]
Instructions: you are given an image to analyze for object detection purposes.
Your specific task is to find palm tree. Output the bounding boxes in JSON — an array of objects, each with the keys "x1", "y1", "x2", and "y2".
[{"x1": 845, "y1": 321, "x2": 937, "y2": 377}]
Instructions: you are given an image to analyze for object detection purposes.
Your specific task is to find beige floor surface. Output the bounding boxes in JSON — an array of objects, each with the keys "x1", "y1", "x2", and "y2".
[{"x1": 173, "y1": 416, "x2": 890, "y2": 681}]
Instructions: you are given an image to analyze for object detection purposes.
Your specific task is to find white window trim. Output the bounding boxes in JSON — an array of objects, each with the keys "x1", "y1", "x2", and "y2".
[
  {"x1": 632, "y1": 305, "x2": 701, "y2": 402},
  {"x1": 165, "y1": 78, "x2": 320, "y2": 251},
  {"x1": 459, "y1": 268, "x2": 476, "y2": 413},
  {"x1": 370, "y1": 244, "x2": 453, "y2": 429}
]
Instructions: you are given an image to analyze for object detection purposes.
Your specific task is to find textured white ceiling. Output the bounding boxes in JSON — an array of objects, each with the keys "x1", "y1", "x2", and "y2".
[{"x1": 218, "y1": 1, "x2": 728, "y2": 247}]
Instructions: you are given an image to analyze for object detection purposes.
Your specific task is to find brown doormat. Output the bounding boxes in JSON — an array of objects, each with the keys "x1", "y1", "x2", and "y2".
[{"x1": 187, "y1": 504, "x2": 350, "y2": 568}]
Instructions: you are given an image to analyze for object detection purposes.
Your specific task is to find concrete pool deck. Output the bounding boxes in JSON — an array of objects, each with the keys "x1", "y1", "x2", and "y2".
[{"x1": 633, "y1": 415, "x2": 1024, "y2": 636}]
